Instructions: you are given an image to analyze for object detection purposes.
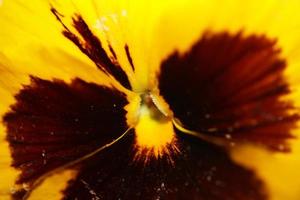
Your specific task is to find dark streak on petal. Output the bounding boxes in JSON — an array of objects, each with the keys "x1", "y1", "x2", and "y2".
[
  {"x1": 51, "y1": 7, "x2": 131, "y2": 90},
  {"x1": 51, "y1": 8, "x2": 70, "y2": 31},
  {"x1": 63, "y1": 132, "x2": 267, "y2": 200},
  {"x1": 159, "y1": 31, "x2": 299, "y2": 152},
  {"x1": 3, "y1": 76, "x2": 129, "y2": 199},
  {"x1": 108, "y1": 44, "x2": 117, "y2": 60},
  {"x1": 125, "y1": 44, "x2": 135, "y2": 71}
]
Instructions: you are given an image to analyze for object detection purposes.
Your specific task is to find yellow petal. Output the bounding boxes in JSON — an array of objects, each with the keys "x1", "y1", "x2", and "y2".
[
  {"x1": 0, "y1": 0, "x2": 117, "y2": 89},
  {"x1": 231, "y1": 135, "x2": 300, "y2": 200},
  {"x1": 28, "y1": 169, "x2": 77, "y2": 200}
]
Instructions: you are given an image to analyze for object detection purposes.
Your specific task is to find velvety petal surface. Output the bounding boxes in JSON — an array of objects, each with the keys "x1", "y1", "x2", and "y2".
[
  {"x1": 63, "y1": 132, "x2": 267, "y2": 200},
  {"x1": 158, "y1": 31, "x2": 299, "y2": 152},
  {"x1": 3, "y1": 77, "x2": 129, "y2": 199}
]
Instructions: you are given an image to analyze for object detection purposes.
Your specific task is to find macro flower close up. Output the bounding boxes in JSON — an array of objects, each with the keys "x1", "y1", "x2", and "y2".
[{"x1": 1, "y1": 0, "x2": 300, "y2": 200}]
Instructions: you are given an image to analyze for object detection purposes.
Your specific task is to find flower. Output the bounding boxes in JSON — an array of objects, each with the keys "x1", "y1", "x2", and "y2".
[{"x1": 1, "y1": 0, "x2": 300, "y2": 200}]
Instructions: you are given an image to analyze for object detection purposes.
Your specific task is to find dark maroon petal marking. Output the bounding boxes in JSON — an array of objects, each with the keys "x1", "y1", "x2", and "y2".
[
  {"x1": 159, "y1": 31, "x2": 299, "y2": 152},
  {"x1": 125, "y1": 44, "x2": 135, "y2": 71},
  {"x1": 108, "y1": 44, "x2": 118, "y2": 60},
  {"x1": 63, "y1": 132, "x2": 267, "y2": 200},
  {"x1": 51, "y1": 8, "x2": 131, "y2": 90},
  {"x1": 3, "y1": 77, "x2": 129, "y2": 198}
]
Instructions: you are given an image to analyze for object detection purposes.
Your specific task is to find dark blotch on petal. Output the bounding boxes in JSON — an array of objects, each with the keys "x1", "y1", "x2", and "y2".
[
  {"x1": 3, "y1": 76, "x2": 128, "y2": 197},
  {"x1": 159, "y1": 31, "x2": 299, "y2": 151},
  {"x1": 63, "y1": 132, "x2": 267, "y2": 200}
]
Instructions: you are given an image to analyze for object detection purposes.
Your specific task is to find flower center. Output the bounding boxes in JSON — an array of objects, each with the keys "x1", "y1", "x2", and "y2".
[{"x1": 132, "y1": 92, "x2": 178, "y2": 161}]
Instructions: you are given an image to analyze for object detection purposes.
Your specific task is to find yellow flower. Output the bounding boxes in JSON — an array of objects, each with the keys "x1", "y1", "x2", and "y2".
[{"x1": 1, "y1": 0, "x2": 300, "y2": 200}]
